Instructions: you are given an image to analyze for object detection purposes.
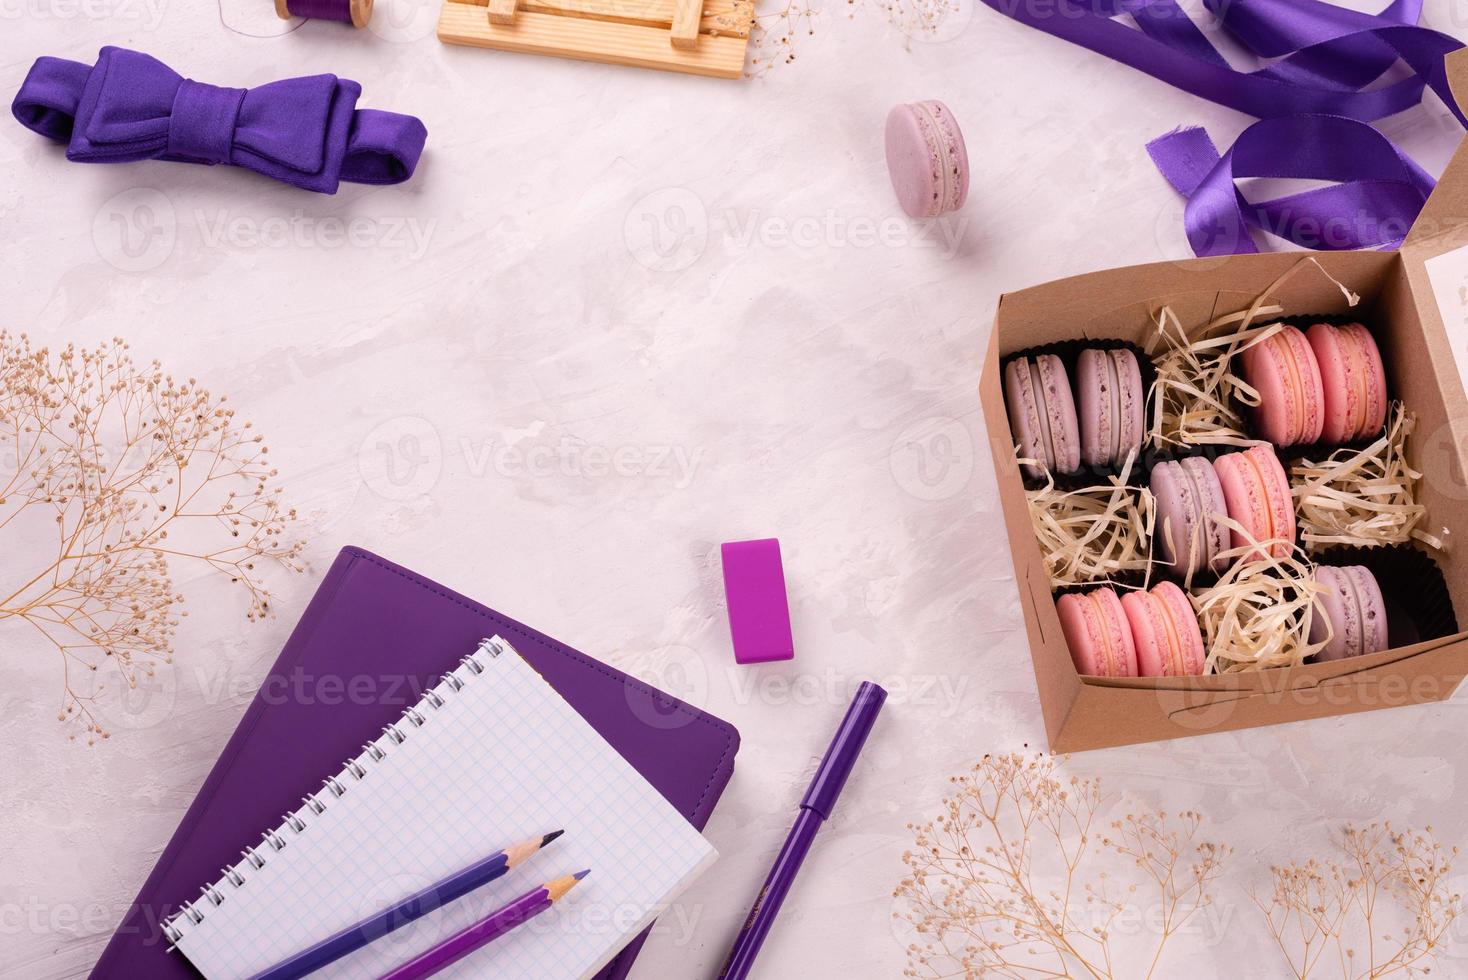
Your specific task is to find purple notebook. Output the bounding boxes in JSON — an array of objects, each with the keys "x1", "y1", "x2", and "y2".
[{"x1": 89, "y1": 546, "x2": 740, "y2": 980}]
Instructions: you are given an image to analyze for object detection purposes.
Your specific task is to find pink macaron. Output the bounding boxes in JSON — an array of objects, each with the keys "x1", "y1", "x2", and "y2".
[
  {"x1": 1240, "y1": 325, "x2": 1325, "y2": 446},
  {"x1": 1004, "y1": 354, "x2": 1080, "y2": 480},
  {"x1": 1056, "y1": 587, "x2": 1139, "y2": 677},
  {"x1": 1308, "y1": 564, "x2": 1388, "y2": 661},
  {"x1": 1077, "y1": 348, "x2": 1145, "y2": 469},
  {"x1": 885, "y1": 100, "x2": 969, "y2": 219},
  {"x1": 1214, "y1": 445, "x2": 1296, "y2": 562},
  {"x1": 1149, "y1": 456, "x2": 1229, "y2": 578},
  {"x1": 1121, "y1": 581, "x2": 1206, "y2": 677},
  {"x1": 1307, "y1": 322, "x2": 1387, "y2": 444}
]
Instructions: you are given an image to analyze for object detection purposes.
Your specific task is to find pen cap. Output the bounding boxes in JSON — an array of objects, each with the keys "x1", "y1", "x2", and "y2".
[{"x1": 799, "y1": 681, "x2": 887, "y2": 820}]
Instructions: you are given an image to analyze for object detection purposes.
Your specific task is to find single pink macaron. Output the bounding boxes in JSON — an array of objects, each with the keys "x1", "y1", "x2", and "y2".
[
  {"x1": 1149, "y1": 456, "x2": 1229, "y2": 578},
  {"x1": 1307, "y1": 322, "x2": 1387, "y2": 444},
  {"x1": 1077, "y1": 348, "x2": 1145, "y2": 469},
  {"x1": 885, "y1": 100, "x2": 969, "y2": 219},
  {"x1": 1240, "y1": 325, "x2": 1325, "y2": 446},
  {"x1": 1308, "y1": 564, "x2": 1388, "y2": 661},
  {"x1": 1003, "y1": 354, "x2": 1080, "y2": 480},
  {"x1": 1121, "y1": 581, "x2": 1205, "y2": 677},
  {"x1": 1214, "y1": 445, "x2": 1296, "y2": 562},
  {"x1": 1056, "y1": 587, "x2": 1138, "y2": 678}
]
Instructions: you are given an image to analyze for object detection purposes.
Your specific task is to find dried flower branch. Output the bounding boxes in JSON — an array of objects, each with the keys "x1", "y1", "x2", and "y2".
[
  {"x1": 894, "y1": 753, "x2": 1227, "y2": 979},
  {"x1": 0, "y1": 332, "x2": 303, "y2": 744},
  {"x1": 747, "y1": 0, "x2": 956, "y2": 75},
  {"x1": 1255, "y1": 823, "x2": 1460, "y2": 979},
  {"x1": 748, "y1": 0, "x2": 818, "y2": 73}
]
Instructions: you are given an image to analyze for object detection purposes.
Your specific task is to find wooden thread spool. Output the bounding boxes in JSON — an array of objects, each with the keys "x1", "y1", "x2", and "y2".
[{"x1": 275, "y1": 0, "x2": 372, "y2": 28}]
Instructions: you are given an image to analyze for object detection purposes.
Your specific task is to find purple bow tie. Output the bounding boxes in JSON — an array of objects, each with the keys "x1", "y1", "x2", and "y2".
[{"x1": 11, "y1": 47, "x2": 427, "y2": 194}]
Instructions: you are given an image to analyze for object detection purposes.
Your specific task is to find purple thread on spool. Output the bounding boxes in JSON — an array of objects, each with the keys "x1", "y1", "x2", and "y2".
[{"x1": 276, "y1": 0, "x2": 371, "y2": 27}]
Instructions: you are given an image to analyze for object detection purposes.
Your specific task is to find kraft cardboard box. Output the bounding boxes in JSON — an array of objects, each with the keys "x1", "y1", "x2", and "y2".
[{"x1": 981, "y1": 52, "x2": 1468, "y2": 751}]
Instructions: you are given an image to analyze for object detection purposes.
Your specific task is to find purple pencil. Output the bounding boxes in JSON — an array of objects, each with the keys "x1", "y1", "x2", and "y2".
[{"x1": 375, "y1": 871, "x2": 589, "y2": 980}]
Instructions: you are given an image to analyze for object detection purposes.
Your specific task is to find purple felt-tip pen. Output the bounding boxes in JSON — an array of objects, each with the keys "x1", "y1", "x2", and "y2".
[{"x1": 717, "y1": 681, "x2": 887, "y2": 980}]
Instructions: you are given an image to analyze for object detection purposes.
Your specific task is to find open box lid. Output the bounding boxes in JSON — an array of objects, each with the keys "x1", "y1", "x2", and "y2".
[
  {"x1": 1400, "y1": 48, "x2": 1468, "y2": 453},
  {"x1": 1403, "y1": 47, "x2": 1468, "y2": 255}
]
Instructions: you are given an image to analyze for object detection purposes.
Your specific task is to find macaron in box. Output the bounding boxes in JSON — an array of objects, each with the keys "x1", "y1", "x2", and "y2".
[
  {"x1": 1148, "y1": 445, "x2": 1295, "y2": 579},
  {"x1": 1309, "y1": 565, "x2": 1389, "y2": 662},
  {"x1": 1240, "y1": 321, "x2": 1388, "y2": 446},
  {"x1": 1057, "y1": 582, "x2": 1206, "y2": 678},
  {"x1": 1002, "y1": 347, "x2": 1146, "y2": 480},
  {"x1": 1003, "y1": 353, "x2": 1079, "y2": 480},
  {"x1": 1213, "y1": 445, "x2": 1296, "y2": 563},
  {"x1": 1149, "y1": 456, "x2": 1229, "y2": 579},
  {"x1": 975, "y1": 223, "x2": 1468, "y2": 750},
  {"x1": 997, "y1": 317, "x2": 1419, "y2": 683},
  {"x1": 1076, "y1": 348, "x2": 1145, "y2": 470}
]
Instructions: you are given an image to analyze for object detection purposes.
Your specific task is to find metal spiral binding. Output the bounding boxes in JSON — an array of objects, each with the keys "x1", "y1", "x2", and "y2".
[{"x1": 160, "y1": 636, "x2": 510, "y2": 946}]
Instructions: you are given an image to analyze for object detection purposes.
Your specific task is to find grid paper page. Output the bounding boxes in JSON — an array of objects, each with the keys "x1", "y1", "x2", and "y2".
[{"x1": 169, "y1": 638, "x2": 716, "y2": 979}]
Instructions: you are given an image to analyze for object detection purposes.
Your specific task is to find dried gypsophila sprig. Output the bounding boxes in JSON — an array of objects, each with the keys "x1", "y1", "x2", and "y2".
[
  {"x1": 1023, "y1": 448, "x2": 1155, "y2": 588},
  {"x1": 893, "y1": 753, "x2": 1228, "y2": 980},
  {"x1": 1290, "y1": 401, "x2": 1446, "y2": 553},
  {"x1": 0, "y1": 332, "x2": 304, "y2": 744},
  {"x1": 1147, "y1": 257, "x2": 1360, "y2": 449},
  {"x1": 1255, "y1": 823, "x2": 1460, "y2": 979},
  {"x1": 745, "y1": 0, "x2": 957, "y2": 75},
  {"x1": 746, "y1": 0, "x2": 815, "y2": 73},
  {"x1": 1191, "y1": 514, "x2": 1331, "y2": 673},
  {"x1": 852, "y1": 0, "x2": 959, "y2": 39}
]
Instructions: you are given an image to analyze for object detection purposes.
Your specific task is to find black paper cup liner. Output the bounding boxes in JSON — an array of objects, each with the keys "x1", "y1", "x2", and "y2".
[
  {"x1": 1001, "y1": 338, "x2": 1156, "y2": 490},
  {"x1": 1045, "y1": 549, "x2": 1154, "y2": 597},
  {"x1": 1310, "y1": 545, "x2": 1456, "y2": 652}
]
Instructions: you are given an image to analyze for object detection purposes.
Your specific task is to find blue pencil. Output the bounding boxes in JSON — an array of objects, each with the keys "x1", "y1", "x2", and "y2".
[{"x1": 248, "y1": 830, "x2": 563, "y2": 980}]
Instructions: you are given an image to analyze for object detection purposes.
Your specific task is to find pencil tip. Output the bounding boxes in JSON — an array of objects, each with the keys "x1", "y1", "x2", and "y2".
[
  {"x1": 541, "y1": 829, "x2": 564, "y2": 848},
  {"x1": 573, "y1": 869, "x2": 590, "y2": 881}
]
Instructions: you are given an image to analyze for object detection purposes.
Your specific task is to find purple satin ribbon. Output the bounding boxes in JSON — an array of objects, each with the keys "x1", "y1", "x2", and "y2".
[
  {"x1": 10, "y1": 47, "x2": 426, "y2": 193},
  {"x1": 983, "y1": 0, "x2": 1463, "y2": 122},
  {"x1": 982, "y1": 0, "x2": 1464, "y2": 254},
  {"x1": 1148, "y1": 115, "x2": 1435, "y2": 254}
]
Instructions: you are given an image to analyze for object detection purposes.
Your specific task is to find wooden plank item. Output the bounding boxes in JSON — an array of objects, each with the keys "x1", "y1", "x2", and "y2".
[{"x1": 438, "y1": 0, "x2": 753, "y2": 78}]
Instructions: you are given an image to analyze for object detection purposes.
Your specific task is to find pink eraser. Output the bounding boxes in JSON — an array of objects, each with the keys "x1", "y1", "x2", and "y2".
[{"x1": 721, "y1": 538, "x2": 795, "y2": 665}]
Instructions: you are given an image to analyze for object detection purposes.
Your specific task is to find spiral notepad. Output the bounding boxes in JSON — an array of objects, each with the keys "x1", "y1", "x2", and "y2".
[{"x1": 163, "y1": 636, "x2": 717, "y2": 979}]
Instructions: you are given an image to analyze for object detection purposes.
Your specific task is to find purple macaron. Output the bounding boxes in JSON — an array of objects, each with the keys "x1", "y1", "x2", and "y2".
[
  {"x1": 1309, "y1": 565, "x2": 1388, "y2": 661},
  {"x1": 1003, "y1": 354, "x2": 1080, "y2": 481},
  {"x1": 1076, "y1": 348, "x2": 1144, "y2": 469},
  {"x1": 885, "y1": 100, "x2": 969, "y2": 219},
  {"x1": 1149, "y1": 456, "x2": 1229, "y2": 579}
]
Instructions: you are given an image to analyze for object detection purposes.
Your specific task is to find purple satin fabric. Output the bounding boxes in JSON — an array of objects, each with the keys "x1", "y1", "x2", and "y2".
[
  {"x1": 1148, "y1": 116, "x2": 1434, "y2": 255},
  {"x1": 981, "y1": 0, "x2": 1463, "y2": 255},
  {"x1": 10, "y1": 47, "x2": 426, "y2": 193},
  {"x1": 983, "y1": 0, "x2": 1464, "y2": 123}
]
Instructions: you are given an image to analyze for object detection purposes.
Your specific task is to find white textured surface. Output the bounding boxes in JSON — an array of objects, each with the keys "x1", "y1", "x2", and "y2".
[{"x1": 5, "y1": 1, "x2": 1468, "y2": 977}]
